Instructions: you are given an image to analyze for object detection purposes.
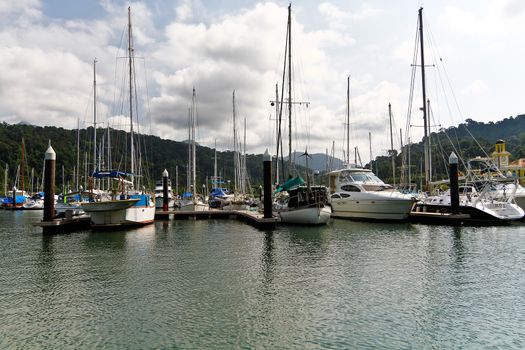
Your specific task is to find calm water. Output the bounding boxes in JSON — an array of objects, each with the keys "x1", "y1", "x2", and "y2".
[{"x1": 1, "y1": 211, "x2": 525, "y2": 349}]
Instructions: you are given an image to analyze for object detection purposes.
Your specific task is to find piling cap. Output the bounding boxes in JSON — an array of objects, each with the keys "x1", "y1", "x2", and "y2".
[
  {"x1": 449, "y1": 152, "x2": 458, "y2": 164},
  {"x1": 163, "y1": 169, "x2": 169, "y2": 177},
  {"x1": 263, "y1": 148, "x2": 271, "y2": 162},
  {"x1": 45, "y1": 145, "x2": 56, "y2": 161}
]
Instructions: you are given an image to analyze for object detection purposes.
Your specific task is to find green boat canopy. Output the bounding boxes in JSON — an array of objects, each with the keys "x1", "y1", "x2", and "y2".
[{"x1": 275, "y1": 176, "x2": 305, "y2": 193}]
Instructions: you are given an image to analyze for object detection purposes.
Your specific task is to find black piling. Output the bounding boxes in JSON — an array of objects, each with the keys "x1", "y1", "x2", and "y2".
[
  {"x1": 43, "y1": 145, "x2": 56, "y2": 221},
  {"x1": 162, "y1": 169, "x2": 169, "y2": 211},
  {"x1": 12, "y1": 186, "x2": 16, "y2": 208},
  {"x1": 263, "y1": 149, "x2": 272, "y2": 219},
  {"x1": 449, "y1": 152, "x2": 459, "y2": 214}
]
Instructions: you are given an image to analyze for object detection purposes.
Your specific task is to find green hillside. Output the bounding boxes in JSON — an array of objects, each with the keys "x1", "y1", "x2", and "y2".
[
  {"x1": 371, "y1": 114, "x2": 525, "y2": 185},
  {"x1": 0, "y1": 122, "x2": 263, "y2": 195}
]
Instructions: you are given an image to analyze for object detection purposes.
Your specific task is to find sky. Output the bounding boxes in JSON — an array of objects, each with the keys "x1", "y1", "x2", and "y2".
[{"x1": 1, "y1": 0, "x2": 525, "y2": 162}]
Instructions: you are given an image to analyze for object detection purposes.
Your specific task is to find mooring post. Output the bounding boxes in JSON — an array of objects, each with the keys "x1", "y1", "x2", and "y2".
[
  {"x1": 263, "y1": 149, "x2": 272, "y2": 219},
  {"x1": 162, "y1": 168, "x2": 169, "y2": 212},
  {"x1": 12, "y1": 186, "x2": 16, "y2": 209},
  {"x1": 44, "y1": 144, "x2": 56, "y2": 221},
  {"x1": 449, "y1": 152, "x2": 459, "y2": 214}
]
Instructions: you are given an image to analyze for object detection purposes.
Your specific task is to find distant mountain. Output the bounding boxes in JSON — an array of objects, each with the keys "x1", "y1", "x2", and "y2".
[{"x1": 286, "y1": 151, "x2": 344, "y2": 171}]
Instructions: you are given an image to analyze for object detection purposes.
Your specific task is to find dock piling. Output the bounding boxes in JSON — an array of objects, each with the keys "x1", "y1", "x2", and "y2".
[
  {"x1": 263, "y1": 149, "x2": 272, "y2": 219},
  {"x1": 162, "y1": 169, "x2": 169, "y2": 211},
  {"x1": 449, "y1": 152, "x2": 459, "y2": 214},
  {"x1": 44, "y1": 144, "x2": 56, "y2": 221}
]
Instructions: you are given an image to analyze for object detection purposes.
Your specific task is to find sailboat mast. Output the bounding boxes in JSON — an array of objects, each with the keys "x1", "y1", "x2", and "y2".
[
  {"x1": 4, "y1": 163, "x2": 7, "y2": 197},
  {"x1": 243, "y1": 117, "x2": 247, "y2": 194},
  {"x1": 128, "y1": 6, "x2": 135, "y2": 182},
  {"x1": 192, "y1": 88, "x2": 196, "y2": 196},
  {"x1": 232, "y1": 90, "x2": 238, "y2": 194},
  {"x1": 275, "y1": 83, "x2": 280, "y2": 185},
  {"x1": 214, "y1": 139, "x2": 217, "y2": 187},
  {"x1": 347, "y1": 76, "x2": 350, "y2": 166},
  {"x1": 76, "y1": 118, "x2": 80, "y2": 191},
  {"x1": 418, "y1": 7, "x2": 430, "y2": 190},
  {"x1": 93, "y1": 59, "x2": 97, "y2": 177},
  {"x1": 389, "y1": 103, "x2": 396, "y2": 186},
  {"x1": 369, "y1": 132, "x2": 372, "y2": 170},
  {"x1": 187, "y1": 107, "x2": 191, "y2": 193},
  {"x1": 21, "y1": 137, "x2": 25, "y2": 193},
  {"x1": 287, "y1": 4, "x2": 292, "y2": 178}
]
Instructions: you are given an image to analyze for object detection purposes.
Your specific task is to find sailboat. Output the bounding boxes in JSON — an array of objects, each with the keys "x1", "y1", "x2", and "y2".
[
  {"x1": 175, "y1": 88, "x2": 207, "y2": 212},
  {"x1": 81, "y1": 7, "x2": 155, "y2": 227},
  {"x1": 328, "y1": 78, "x2": 415, "y2": 221},
  {"x1": 272, "y1": 4, "x2": 331, "y2": 225},
  {"x1": 408, "y1": 8, "x2": 523, "y2": 223}
]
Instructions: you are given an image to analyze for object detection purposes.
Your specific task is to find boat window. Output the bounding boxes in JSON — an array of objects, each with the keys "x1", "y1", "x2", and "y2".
[
  {"x1": 331, "y1": 194, "x2": 341, "y2": 199},
  {"x1": 340, "y1": 193, "x2": 351, "y2": 198},
  {"x1": 341, "y1": 185, "x2": 360, "y2": 192}
]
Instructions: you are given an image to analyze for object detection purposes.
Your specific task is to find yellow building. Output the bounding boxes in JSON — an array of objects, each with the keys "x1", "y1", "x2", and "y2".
[{"x1": 492, "y1": 139, "x2": 525, "y2": 183}]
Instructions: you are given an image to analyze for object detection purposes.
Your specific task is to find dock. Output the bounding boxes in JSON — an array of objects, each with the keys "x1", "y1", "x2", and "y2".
[
  {"x1": 32, "y1": 210, "x2": 279, "y2": 233},
  {"x1": 155, "y1": 209, "x2": 279, "y2": 230},
  {"x1": 32, "y1": 214, "x2": 92, "y2": 234}
]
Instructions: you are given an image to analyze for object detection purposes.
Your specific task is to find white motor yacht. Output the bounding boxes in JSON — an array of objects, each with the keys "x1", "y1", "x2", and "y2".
[{"x1": 327, "y1": 167, "x2": 415, "y2": 221}]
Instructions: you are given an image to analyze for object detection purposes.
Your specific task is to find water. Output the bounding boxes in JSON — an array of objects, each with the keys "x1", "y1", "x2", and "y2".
[{"x1": 1, "y1": 211, "x2": 525, "y2": 349}]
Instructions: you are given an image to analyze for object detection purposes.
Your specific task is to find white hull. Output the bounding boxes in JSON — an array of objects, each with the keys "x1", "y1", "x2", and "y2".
[
  {"x1": 23, "y1": 200, "x2": 44, "y2": 210},
  {"x1": 155, "y1": 197, "x2": 175, "y2": 209},
  {"x1": 278, "y1": 206, "x2": 331, "y2": 225},
  {"x1": 330, "y1": 198, "x2": 414, "y2": 220},
  {"x1": 56, "y1": 202, "x2": 85, "y2": 216},
  {"x1": 82, "y1": 199, "x2": 155, "y2": 227},
  {"x1": 176, "y1": 201, "x2": 208, "y2": 212}
]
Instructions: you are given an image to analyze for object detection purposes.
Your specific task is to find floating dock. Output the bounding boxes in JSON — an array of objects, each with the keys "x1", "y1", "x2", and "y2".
[
  {"x1": 33, "y1": 210, "x2": 279, "y2": 233},
  {"x1": 32, "y1": 214, "x2": 92, "y2": 234},
  {"x1": 155, "y1": 209, "x2": 279, "y2": 230}
]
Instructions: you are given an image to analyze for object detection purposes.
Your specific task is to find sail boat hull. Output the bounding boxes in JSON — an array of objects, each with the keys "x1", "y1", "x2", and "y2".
[
  {"x1": 277, "y1": 206, "x2": 331, "y2": 225},
  {"x1": 82, "y1": 197, "x2": 155, "y2": 227}
]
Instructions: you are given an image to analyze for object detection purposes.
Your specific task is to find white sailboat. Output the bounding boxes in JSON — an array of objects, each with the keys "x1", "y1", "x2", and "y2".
[
  {"x1": 175, "y1": 88, "x2": 207, "y2": 212},
  {"x1": 81, "y1": 7, "x2": 155, "y2": 227},
  {"x1": 408, "y1": 8, "x2": 523, "y2": 223},
  {"x1": 272, "y1": 4, "x2": 331, "y2": 225}
]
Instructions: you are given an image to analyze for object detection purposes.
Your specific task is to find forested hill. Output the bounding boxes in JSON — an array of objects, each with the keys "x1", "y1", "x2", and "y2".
[
  {"x1": 448, "y1": 115, "x2": 525, "y2": 147},
  {"x1": 0, "y1": 122, "x2": 264, "y2": 193},
  {"x1": 372, "y1": 114, "x2": 525, "y2": 185},
  {"x1": 2, "y1": 113, "x2": 525, "y2": 193}
]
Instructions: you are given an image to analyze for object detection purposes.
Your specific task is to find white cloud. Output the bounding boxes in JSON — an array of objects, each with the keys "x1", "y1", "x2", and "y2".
[{"x1": 1, "y1": 0, "x2": 525, "y2": 159}]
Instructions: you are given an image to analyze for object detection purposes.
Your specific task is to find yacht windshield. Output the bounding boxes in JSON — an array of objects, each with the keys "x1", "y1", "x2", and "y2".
[{"x1": 339, "y1": 171, "x2": 384, "y2": 184}]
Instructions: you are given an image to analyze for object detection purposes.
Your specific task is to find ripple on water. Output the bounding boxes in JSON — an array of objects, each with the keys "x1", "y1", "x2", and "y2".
[{"x1": 2, "y1": 212, "x2": 525, "y2": 348}]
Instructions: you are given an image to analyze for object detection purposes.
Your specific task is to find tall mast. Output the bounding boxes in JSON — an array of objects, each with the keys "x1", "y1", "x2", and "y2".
[
  {"x1": 4, "y1": 163, "x2": 8, "y2": 196},
  {"x1": 31, "y1": 167, "x2": 34, "y2": 194},
  {"x1": 187, "y1": 107, "x2": 191, "y2": 193},
  {"x1": 214, "y1": 139, "x2": 217, "y2": 187},
  {"x1": 243, "y1": 117, "x2": 247, "y2": 194},
  {"x1": 369, "y1": 132, "x2": 372, "y2": 170},
  {"x1": 192, "y1": 88, "x2": 196, "y2": 196},
  {"x1": 21, "y1": 137, "x2": 25, "y2": 193},
  {"x1": 418, "y1": 7, "x2": 430, "y2": 190},
  {"x1": 76, "y1": 118, "x2": 80, "y2": 191},
  {"x1": 128, "y1": 6, "x2": 135, "y2": 183},
  {"x1": 287, "y1": 3, "x2": 292, "y2": 178},
  {"x1": 93, "y1": 59, "x2": 97, "y2": 177},
  {"x1": 107, "y1": 123, "x2": 111, "y2": 189},
  {"x1": 388, "y1": 103, "x2": 395, "y2": 186},
  {"x1": 275, "y1": 83, "x2": 280, "y2": 184},
  {"x1": 232, "y1": 90, "x2": 238, "y2": 194},
  {"x1": 347, "y1": 76, "x2": 350, "y2": 166}
]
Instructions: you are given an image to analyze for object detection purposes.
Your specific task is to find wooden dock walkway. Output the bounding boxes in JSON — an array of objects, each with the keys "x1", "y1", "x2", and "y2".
[
  {"x1": 33, "y1": 209, "x2": 279, "y2": 233},
  {"x1": 155, "y1": 209, "x2": 279, "y2": 230}
]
